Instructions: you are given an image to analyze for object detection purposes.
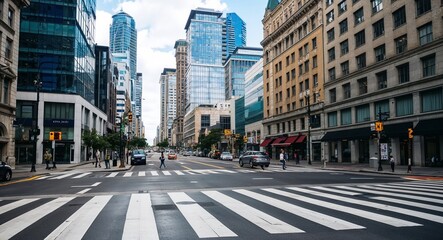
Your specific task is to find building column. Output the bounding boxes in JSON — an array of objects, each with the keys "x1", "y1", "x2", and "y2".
[
  {"x1": 337, "y1": 141, "x2": 343, "y2": 163},
  {"x1": 350, "y1": 140, "x2": 358, "y2": 164}
]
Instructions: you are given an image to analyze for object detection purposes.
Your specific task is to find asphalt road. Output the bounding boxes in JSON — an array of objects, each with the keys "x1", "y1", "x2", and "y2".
[{"x1": 1, "y1": 153, "x2": 443, "y2": 239}]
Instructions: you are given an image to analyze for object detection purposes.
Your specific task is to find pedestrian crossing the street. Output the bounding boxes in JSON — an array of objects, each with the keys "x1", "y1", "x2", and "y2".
[
  {"x1": 1, "y1": 181, "x2": 443, "y2": 239},
  {"x1": 35, "y1": 165, "x2": 326, "y2": 180}
]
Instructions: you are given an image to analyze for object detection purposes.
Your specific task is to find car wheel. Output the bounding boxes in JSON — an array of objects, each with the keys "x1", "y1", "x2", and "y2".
[
  {"x1": 239, "y1": 160, "x2": 244, "y2": 167},
  {"x1": 265, "y1": 164, "x2": 269, "y2": 167},
  {"x1": 249, "y1": 161, "x2": 254, "y2": 168},
  {"x1": 5, "y1": 171, "x2": 12, "y2": 181}
]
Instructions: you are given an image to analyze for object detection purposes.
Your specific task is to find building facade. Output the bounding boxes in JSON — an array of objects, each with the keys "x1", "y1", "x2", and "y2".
[
  {"x1": 224, "y1": 12, "x2": 247, "y2": 60},
  {"x1": 0, "y1": 0, "x2": 30, "y2": 167},
  {"x1": 159, "y1": 68, "x2": 176, "y2": 144},
  {"x1": 173, "y1": 39, "x2": 187, "y2": 148},
  {"x1": 224, "y1": 47, "x2": 262, "y2": 99},
  {"x1": 16, "y1": 0, "x2": 104, "y2": 165},
  {"x1": 261, "y1": 0, "x2": 325, "y2": 161},
  {"x1": 185, "y1": 8, "x2": 225, "y2": 114},
  {"x1": 322, "y1": 0, "x2": 443, "y2": 167}
]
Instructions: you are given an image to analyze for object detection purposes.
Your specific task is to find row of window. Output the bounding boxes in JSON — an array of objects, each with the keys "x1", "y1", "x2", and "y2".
[
  {"x1": 328, "y1": 87, "x2": 443, "y2": 127},
  {"x1": 329, "y1": 54, "x2": 436, "y2": 103},
  {"x1": 273, "y1": 37, "x2": 318, "y2": 74}
]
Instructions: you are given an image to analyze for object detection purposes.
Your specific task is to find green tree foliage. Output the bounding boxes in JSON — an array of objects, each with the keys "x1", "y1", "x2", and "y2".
[
  {"x1": 128, "y1": 137, "x2": 147, "y2": 149},
  {"x1": 198, "y1": 128, "x2": 222, "y2": 150},
  {"x1": 157, "y1": 138, "x2": 169, "y2": 148}
]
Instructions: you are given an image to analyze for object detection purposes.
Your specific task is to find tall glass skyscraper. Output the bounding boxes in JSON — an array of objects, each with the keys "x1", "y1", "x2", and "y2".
[
  {"x1": 225, "y1": 13, "x2": 246, "y2": 59},
  {"x1": 185, "y1": 8, "x2": 225, "y2": 113},
  {"x1": 109, "y1": 11, "x2": 137, "y2": 82}
]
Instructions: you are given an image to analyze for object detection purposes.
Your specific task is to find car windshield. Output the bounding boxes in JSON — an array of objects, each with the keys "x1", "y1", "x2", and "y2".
[
  {"x1": 221, "y1": 152, "x2": 231, "y2": 155},
  {"x1": 133, "y1": 150, "x2": 144, "y2": 154},
  {"x1": 251, "y1": 151, "x2": 266, "y2": 156}
]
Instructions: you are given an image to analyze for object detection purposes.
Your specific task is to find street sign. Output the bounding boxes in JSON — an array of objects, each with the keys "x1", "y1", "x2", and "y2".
[
  {"x1": 381, "y1": 143, "x2": 388, "y2": 160},
  {"x1": 370, "y1": 123, "x2": 375, "y2": 131}
]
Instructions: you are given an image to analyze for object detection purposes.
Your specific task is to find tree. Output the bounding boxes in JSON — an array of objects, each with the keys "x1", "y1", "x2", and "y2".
[
  {"x1": 157, "y1": 138, "x2": 169, "y2": 149},
  {"x1": 82, "y1": 129, "x2": 99, "y2": 160},
  {"x1": 128, "y1": 137, "x2": 147, "y2": 149},
  {"x1": 198, "y1": 128, "x2": 223, "y2": 151}
]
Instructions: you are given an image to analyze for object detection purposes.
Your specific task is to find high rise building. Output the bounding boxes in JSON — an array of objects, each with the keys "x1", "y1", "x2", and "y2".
[
  {"x1": 225, "y1": 13, "x2": 247, "y2": 60},
  {"x1": 109, "y1": 11, "x2": 137, "y2": 82},
  {"x1": 224, "y1": 47, "x2": 262, "y2": 99},
  {"x1": 16, "y1": 0, "x2": 106, "y2": 165},
  {"x1": 173, "y1": 39, "x2": 188, "y2": 148},
  {"x1": 261, "y1": 0, "x2": 324, "y2": 161},
  {"x1": 185, "y1": 8, "x2": 225, "y2": 114},
  {"x1": 0, "y1": 0, "x2": 30, "y2": 168},
  {"x1": 159, "y1": 68, "x2": 176, "y2": 144},
  {"x1": 134, "y1": 73, "x2": 143, "y2": 137}
]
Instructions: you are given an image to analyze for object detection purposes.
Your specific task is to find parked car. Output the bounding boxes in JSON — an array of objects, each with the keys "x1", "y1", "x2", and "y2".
[
  {"x1": 0, "y1": 161, "x2": 12, "y2": 181},
  {"x1": 220, "y1": 152, "x2": 233, "y2": 161},
  {"x1": 131, "y1": 149, "x2": 147, "y2": 165},
  {"x1": 168, "y1": 151, "x2": 177, "y2": 160},
  {"x1": 239, "y1": 151, "x2": 270, "y2": 169}
]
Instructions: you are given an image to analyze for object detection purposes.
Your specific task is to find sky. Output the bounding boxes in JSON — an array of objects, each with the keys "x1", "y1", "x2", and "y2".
[{"x1": 95, "y1": 0, "x2": 268, "y2": 145}]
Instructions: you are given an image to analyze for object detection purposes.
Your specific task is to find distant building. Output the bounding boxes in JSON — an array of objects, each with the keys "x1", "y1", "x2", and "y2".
[
  {"x1": 159, "y1": 68, "x2": 176, "y2": 145},
  {"x1": 224, "y1": 12, "x2": 247, "y2": 61},
  {"x1": 173, "y1": 39, "x2": 188, "y2": 148}
]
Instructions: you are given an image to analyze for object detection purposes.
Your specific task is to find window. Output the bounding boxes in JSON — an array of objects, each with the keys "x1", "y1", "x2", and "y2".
[
  {"x1": 421, "y1": 54, "x2": 435, "y2": 77},
  {"x1": 291, "y1": 68, "x2": 296, "y2": 80},
  {"x1": 375, "y1": 100, "x2": 390, "y2": 117},
  {"x1": 329, "y1": 88, "x2": 336, "y2": 103},
  {"x1": 354, "y1": 8, "x2": 364, "y2": 25},
  {"x1": 358, "y1": 78, "x2": 368, "y2": 95},
  {"x1": 373, "y1": 19, "x2": 385, "y2": 38},
  {"x1": 304, "y1": 43, "x2": 309, "y2": 55},
  {"x1": 1, "y1": 78, "x2": 9, "y2": 104},
  {"x1": 343, "y1": 83, "x2": 351, "y2": 99},
  {"x1": 291, "y1": 52, "x2": 295, "y2": 63},
  {"x1": 397, "y1": 63, "x2": 409, "y2": 83},
  {"x1": 299, "y1": 47, "x2": 303, "y2": 57},
  {"x1": 7, "y1": 7, "x2": 14, "y2": 27},
  {"x1": 339, "y1": 19, "x2": 348, "y2": 35},
  {"x1": 416, "y1": 0, "x2": 431, "y2": 16},
  {"x1": 312, "y1": 37, "x2": 317, "y2": 49},
  {"x1": 371, "y1": 0, "x2": 383, "y2": 14},
  {"x1": 418, "y1": 22, "x2": 433, "y2": 46},
  {"x1": 356, "y1": 105, "x2": 370, "y2": 123},
  {"x1": 5, "y1": 38, "x2": 12, "y2": 59},
  {"x1": 326, "y1": 0, "x2": 334, "y2": 6},
  {"x1": 340, "y1": 40, "x2": 349, "y2": 55},
  {"x1": 299, "y1": 64, "x2": 303, "y2": 76},
  {"x1": 286, "y1": 56, "x2": 290, "y2": 66},
  {"x1": 356, "y1": 53, "x2": 366, "y2": 69},
  {"x1": 304, "y1": 60, "x2": 309, "y2": 73},
  {"x1": 201, "y1": 115, "x2": 210, "y2": 128},
  {"x1": 327, "y1": 10, "x2": 334, "y2": 24},
  {"x1": 341, "y1": 108, "x2": 352, "y2": 125},
  {"x1": 393, "y1": 6, "x2": 406, "y2": 28},
  {"x1": 421, "y1": 88, "x2": 443, "y2": 112},
  {"x1": 341, "y1": 61, "x2": 349, "y2": 76},
  {"x1": 300, "y1": 118, "x2": 305, "y2": 130},
  {"x1": 355, "y1": 30, "x2": 365, "y2": 47},
  {"x1": 313, "y1": 74, "x2": 318, "y2": 87},
  {"x1": 328, "y1": 47, "x2": 335, "y2": 62},
  {"x1": 396, "y1": 95, "x2": 413, "y2": 116},
  {"x1": 328, "y1": 67, "x2": 336, "y2": 81},
  {"x1": 338, "y1": 0, "x2": 347, "y2": 15},
  {"x1": 327, "y1": 28, "x2": 335, "y2": 42},
  {"x1": 328, "y1": 112, "x2": 338, "y2": 127},
  {"x1": 395, "y1": 35, "x2": 407, "y2": 54},
  {"x1": 374, "y1": 44, "x2": 386, "y2": 62},
  {"x1": 376, "y1": 70, "x2": 387, "y2": 89},
  {"x1": 312, "y1": 56, "x2": 318, "y2": 68}
]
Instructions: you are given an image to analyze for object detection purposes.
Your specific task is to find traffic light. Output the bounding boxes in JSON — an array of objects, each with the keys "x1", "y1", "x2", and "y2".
[
  {"x1": 128, "y1": 112, "x2": 133, "y2": 123},
  {"x1": 408, "y1": 128, "x2": 413, "y2": 139},
  {"x1": 375, "y1": 121, "x2": 383, "y2": 132},
  {"x1": 49, "y1": 131, "x2": 62, "y2": 141}
]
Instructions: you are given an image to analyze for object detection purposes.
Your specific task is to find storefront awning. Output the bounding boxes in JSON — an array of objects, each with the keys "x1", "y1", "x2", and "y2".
[
  {"x1": 272, "y1": 136, "x2": 299, "y2": 147},
  {"x1": 321, "y1": 127, "x2": 371, "y2": 141},
  {"x1": 384, "y1": 122, "x2": 413, "y2": 138},
  {"x1": 295, "y1": 135, "x2": 306, "y2": 143},
  {"x1": 259, "y1": 138, "x2": 274, "y2": 147},
  {"x1": 414, "y1": 118, "x2": 443, "y2": 136},
  {"x1": 271, "y1": 137, "x2": 287, "y2": 146}
]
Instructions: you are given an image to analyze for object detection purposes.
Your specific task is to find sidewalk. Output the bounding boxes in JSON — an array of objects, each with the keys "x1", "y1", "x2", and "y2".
[
  {"x1": 10, "y1": 160, "x2": 132, "y2": 181},
  {"x1": 275, "y1": 159, "x2": 443, "y2": 178}
]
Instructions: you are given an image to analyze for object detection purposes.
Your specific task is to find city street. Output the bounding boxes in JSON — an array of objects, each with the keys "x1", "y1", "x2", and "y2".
[{"x1": 1, "y1": 153, "x2": 443, "y2": 239}]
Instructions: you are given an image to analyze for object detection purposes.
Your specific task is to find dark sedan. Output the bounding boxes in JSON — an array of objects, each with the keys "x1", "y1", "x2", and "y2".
[
  {"x1": 130, "y1": 149, "x2": 147, "y2": 165},
  {"x1": 0, "y1": 161, "x2": 12, "y2": 181},
  {"x1": 239, "y1": 151, "x2": 270, "y2": 169}
]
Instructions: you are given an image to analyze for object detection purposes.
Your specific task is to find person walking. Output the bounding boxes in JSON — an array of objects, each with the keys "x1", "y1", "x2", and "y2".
[
  {"x1": 294, "y1": 152, "x2": 299, "y2": 165},
  {"x1": 407, "y1": 157, "x2": 412, "y2": 173},
  {"x1": 390, "y1": 155, "x2": 395, "y2": 172},
  {"x1": 95, "y1": 150, "x2": 101, "y2": 168},
  {"x1": 44, "y1": 149, "x2": 52, "y2": 170},
  {"x1": 104, "y1": 151, "x2": 111, "y2": 169},
  {"x1": 159, "y1": 152, "x2": 166, "y2": 169},
  {"x1": 280, "y1": 149, "x2": 286, "y2": 170}
]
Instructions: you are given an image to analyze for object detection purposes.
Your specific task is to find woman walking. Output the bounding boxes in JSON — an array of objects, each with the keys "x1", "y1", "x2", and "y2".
[
  {"x1": 280, "y1": 149, "x2": 286, "y2": 170},
  {"x1": 159, "y1": 152, "x2": 166, "y2": 169}
]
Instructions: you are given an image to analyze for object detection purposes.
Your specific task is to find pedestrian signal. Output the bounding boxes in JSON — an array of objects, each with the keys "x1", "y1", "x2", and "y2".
[
  {"x1": 49, "y1": 131, "x2": 62, "y2": 141},
  {"x1": 408, "y1": 128, "x2": 413, "y2": 139},
  {"x1": 128, "y1": 112, "x2": 133, "y2": 123}
]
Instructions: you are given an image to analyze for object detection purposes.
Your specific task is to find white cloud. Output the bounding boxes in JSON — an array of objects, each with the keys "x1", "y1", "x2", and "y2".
[{"x1": 96, "y1": 0, "x2": 228, "y2": 145}]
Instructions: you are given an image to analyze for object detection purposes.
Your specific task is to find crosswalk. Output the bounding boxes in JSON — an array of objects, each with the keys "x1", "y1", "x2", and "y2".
[
  {"x1": 36, "y1": 166, "x2": 324, "y2": 180},
  {"x1": 1, "y1": 181, "x2": 443, "y2": 239}
]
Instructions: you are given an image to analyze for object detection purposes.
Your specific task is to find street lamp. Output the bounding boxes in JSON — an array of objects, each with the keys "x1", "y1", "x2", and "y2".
[
  {"x1": 116, "y1": 116, "x2": 125, "y2": 168},
  {"x1": 31, "y1": 79, "x2": 42, "y2": 172},
  {"x1": 305, "y1": 90, "x2": 312, "y2": 165}
]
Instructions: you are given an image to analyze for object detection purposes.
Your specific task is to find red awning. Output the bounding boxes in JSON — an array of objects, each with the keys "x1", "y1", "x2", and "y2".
[
  {"x1": 295, "y1": 135, "x2": 306, "y2": 143},
  {"x1": 259, "y1": 138, "x2": 274, "y2": 147},
  {"x1": 271, "y1": 137, "x2": 287, "y2": 146},
  {"x1": 284, "y1": 136, "x2": 298, "y2": 144}
]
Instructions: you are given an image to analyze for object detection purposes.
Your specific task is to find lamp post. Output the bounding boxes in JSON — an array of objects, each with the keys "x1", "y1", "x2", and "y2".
[
  {"x1": 305, "y1": 90, "x2": 312, "y2": 165},
  {"x1": 31, "y1": 79, "x2": 43, "y2": 172},
  {"x1": 116, "y1": 116, "x2": 125, "y2": 168}
]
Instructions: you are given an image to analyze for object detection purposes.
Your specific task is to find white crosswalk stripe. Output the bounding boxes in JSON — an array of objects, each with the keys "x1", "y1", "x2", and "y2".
[{"x1": 2, "y1": 182, "x2": 443, "y2": 239}]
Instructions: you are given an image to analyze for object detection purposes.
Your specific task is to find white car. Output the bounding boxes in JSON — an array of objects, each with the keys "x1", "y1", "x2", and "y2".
[{"x1": 220, "y1": 152, "x2": 233, "y2": 161}]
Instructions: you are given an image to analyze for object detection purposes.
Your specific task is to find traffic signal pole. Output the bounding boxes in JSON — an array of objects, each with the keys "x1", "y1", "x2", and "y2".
[{"x1": 377, "y1": 107, "x2": 383, "y2": 171}]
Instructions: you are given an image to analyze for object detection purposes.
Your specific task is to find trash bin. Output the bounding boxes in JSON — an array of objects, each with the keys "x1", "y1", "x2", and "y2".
[
  {"x1": 113, "y1": 159, "x2": 117, "y2": 166},
  {"x1": 369, "y1": 157, "x2": 378, "y2": 168}
]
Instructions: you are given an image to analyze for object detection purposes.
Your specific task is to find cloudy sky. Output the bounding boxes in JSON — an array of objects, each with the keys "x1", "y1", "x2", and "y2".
[{"x1": 96, "y1": 0, "x2": 268, "y2": 145}]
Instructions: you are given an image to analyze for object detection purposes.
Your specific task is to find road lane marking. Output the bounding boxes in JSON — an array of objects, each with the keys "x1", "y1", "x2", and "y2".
[
  {"x1": 150, "y1": 171, "x2": 159, "y2": 176},
  {"x1": 76, "y1": 188, "x2": 91, "y2": 194},
  {"x1": 162, "y1": 171, "x2": 171, "y2": 175},
  {"x1": 72, "y1": 172, "x2": 91, "y2": 179},
  {"x1": 238, "y1": 189, "x2": 364, "y2": 230},
  {"x1": 203, "y1": 190, "x2": 303, "y2": 234},
  {"x1": 169, "y1": 192, "x2": 237, "y2": 238},
  {"x1": 45, "y1": 195, "x2": 112, "y2": 239},
  {"x1": 186, "y1": 160, "x2": 225, "y2": 169},
  {"x1": 370, "y1": 196, "x2": 443, "y2": 212},
  {"x1": 106, "y1": 172, "x2": 119, "y2": 178},
  {"x1": 358, "y1": 185, "x2": 443, "y2": 198},
  {"x1": 217, "y1": 169, "x2": 237, "y2": 173},
  {"x1": 252, "y1": 178, "x2": 273, "y2": 180},
  {"x1": 138, "y1": 171, "x2": 146, "y2": 177},
  {"x1": 0, "y1": 197, "x2": 75, "y2": 239},
  {"x1": 122, "y1": 193, "x2": 159, "y2": 240},
  {"x1": 310, "y1": 186, "x2": 361, "y2": 196},
  {"x1": 174, "y1": 170, "x2": 185, "y2": 175},
  {"x1": 50, "y1": 172, "x2": 78, "y2": 179},
  {"x1": 0, "y1": 198, "x2": 39, "y2": 215},
  {"x1": 123, "y1": 172, "x2": 133, "y2": 177}
]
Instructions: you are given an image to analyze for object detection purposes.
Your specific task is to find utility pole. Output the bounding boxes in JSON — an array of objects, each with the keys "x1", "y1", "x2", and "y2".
[
  {"x1": 31, "y1": 79, "x2": 42, "y2": 172},
  {"x1": 305, "y1": 91, "x2": 311, "y2": 165}
]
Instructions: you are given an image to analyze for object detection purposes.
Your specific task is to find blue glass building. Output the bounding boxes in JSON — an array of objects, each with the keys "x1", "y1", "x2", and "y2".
[
  {"x1": 225, "y1": 13, "x2": 246, "y2": 60},
  {"x1": 185, "y1": 8, "x2": 225, "y2": 113},
  {"x1": 224, "y1": 47, "x2": 262, "y2": 99},
  {"x1": 109, "y1": 11, "x2": 137, "y2": 83}
]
